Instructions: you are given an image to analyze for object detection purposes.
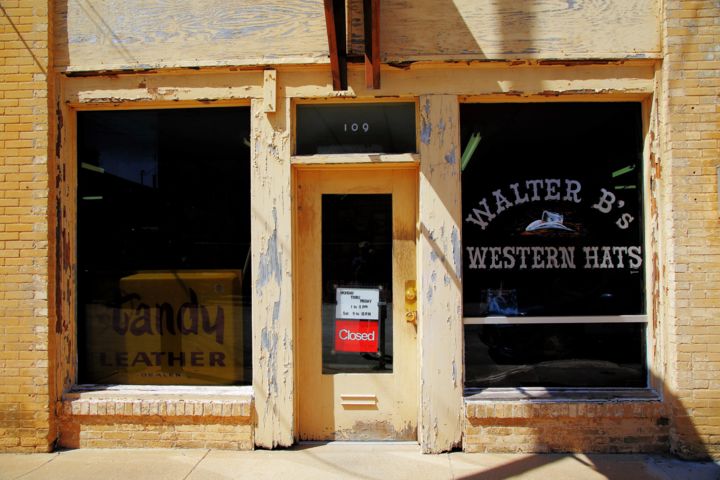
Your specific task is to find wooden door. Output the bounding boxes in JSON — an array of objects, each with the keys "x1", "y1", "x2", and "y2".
[{"x1": 296, "y1": 166, "x2": 418, "y2": 440}]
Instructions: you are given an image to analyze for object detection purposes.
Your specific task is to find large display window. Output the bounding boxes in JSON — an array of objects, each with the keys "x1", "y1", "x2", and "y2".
[
  {"x1": 461, "y1": 103, "x2": 647, "y2": 388},
  {"x1": 77, "y1": 107, "x2": 252, "y2": 385}
]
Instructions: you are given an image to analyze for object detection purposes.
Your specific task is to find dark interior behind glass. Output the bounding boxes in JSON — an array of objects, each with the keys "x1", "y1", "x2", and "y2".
[
  {"x1": 465, "y1": 323, "x2": 646, "y2": 388},
  {"x1": 296, "y1": 103, "x2": 416, "y2": 155},
  {"x1": 321, "y1": 194, "x2": 393, "y2": 374},
  {"x1": 77, "y1": 108, "x2": 251, "y2": 385},
  {"x1": 461, "y1": 103, "x2": 647, "y2": 388}
]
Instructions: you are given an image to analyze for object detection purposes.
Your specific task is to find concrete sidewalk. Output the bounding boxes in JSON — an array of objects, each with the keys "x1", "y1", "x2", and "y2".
[{"x1": 1, "y1": 444, "x2": 719, "y2": 480}]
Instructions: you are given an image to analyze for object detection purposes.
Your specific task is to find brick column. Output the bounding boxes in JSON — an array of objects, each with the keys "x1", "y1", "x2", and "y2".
[
  {"x1": 661, "y1": 0, "x2": 720, "y2": 460},
  {"x1": 0, "y1": 0, "x2": 51, "y2": 453}
]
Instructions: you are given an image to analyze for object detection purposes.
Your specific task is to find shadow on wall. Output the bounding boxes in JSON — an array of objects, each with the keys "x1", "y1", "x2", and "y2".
[
  {"x1": 455, "y1": 453, "x2": 720, "y2": 480},
  {"x1": 347, "y1": 0, "x2": 489, "y2": 60},
  {"x1": 459, "y1": 371, "x2": 720, "y2": 479},
  {"x1": 348, "y1": 0, "x2": 658, "y2": 71}
]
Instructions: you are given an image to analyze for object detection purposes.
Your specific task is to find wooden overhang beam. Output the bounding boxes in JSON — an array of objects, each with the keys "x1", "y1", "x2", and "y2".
[
  {"x1": 363, "y1": 0, "x2": 380, "y2": 89},
  {"x1": 324, "y1": 0, "x2": 347, "y2": 91}
]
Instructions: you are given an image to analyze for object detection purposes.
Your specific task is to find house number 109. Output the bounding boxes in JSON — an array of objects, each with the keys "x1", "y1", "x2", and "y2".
[{"x1": 344, "y1": 122, "x2": 370, "y2": 133}]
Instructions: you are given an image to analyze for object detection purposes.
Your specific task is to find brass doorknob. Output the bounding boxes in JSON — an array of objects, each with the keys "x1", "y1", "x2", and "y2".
[
  {"x1": 405, "y1": 280, "x2": 417, "y2": 324},
  {"x1": 405, "y1": 285, "x2": 417, "y2": 302}
]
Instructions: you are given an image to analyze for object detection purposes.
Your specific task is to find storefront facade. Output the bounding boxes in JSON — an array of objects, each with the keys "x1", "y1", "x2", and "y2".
[{"x1": 1, "y1": 0, "x2": 718, "y2": 458}]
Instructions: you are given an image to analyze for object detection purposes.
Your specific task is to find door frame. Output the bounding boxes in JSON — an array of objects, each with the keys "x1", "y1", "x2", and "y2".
[{"x1": 292, "y1": 163, "x2": 420, "y2": 442}]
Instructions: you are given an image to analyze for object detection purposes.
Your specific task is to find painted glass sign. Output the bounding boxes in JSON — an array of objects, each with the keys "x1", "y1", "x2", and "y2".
[
  {"x1": 462, "y1": 103, "x2": 645, "y2": 317},
  {"x1": 84, "y1": 271, "x2": 243, "y2": 383},
  {"x1": 334, "y1": 288, "x2": 380, "y2": 353}
]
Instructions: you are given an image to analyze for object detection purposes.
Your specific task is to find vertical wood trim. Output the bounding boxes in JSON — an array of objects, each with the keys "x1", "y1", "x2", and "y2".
[
  {"x1": 323, "y1": 0, "x2": 347, "y2": 91},
  {"x1": 417, "y1": 95, "x2": 463, "y2": 452},
  {"x1": 263, "y1": 70, "x2": 277, "y2": 113},
  {"x1": 49, "y1": 77, "x2": 77, "y2": 405},
  {"x1": 251, "y1": 97, "x2": 294, "y2": 448},
  {"x1": 645, "y1": 65, "x2": 663, "y2": 394},
  {"x1": 48, "y1": 73, "x2": 78, "y2": 448},
  {"x1": 363, "y1": 0, "x2": 380, "y2": 89}
]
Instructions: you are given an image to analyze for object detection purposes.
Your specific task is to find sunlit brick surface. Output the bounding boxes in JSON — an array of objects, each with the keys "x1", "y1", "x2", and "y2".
[{"x1": 0, "y1": 0, "x2": 50, "y2": 453}]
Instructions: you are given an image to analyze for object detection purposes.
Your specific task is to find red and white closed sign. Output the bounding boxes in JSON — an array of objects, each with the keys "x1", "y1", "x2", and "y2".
[{"x1": 334, "y1": 320, "x2": 379, "y2": 353}]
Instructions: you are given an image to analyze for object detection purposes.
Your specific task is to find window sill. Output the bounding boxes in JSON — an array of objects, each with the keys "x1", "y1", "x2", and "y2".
[
  {"x1": 464, "y1": 387, "x2": 661, "y2": 403},
  {"x1": 291, "y1": 153, "x2": 419, "y2": 165},
  {"x1": 61, "y1": 385, "x2": 253, "y2": 418}
]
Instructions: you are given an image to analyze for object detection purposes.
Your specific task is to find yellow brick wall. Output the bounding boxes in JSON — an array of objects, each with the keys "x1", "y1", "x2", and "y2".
[
  {"x1": 0, "y1": 0, "x2": 50, "y2": 452},
  {"x1": 57, "y1": 398, "x2": 254, "y2": 450},
  {"x1": 661, "y1": 0, "x2": 720, "y2": 460},
  {"x1": 465, "y1": 402, "x2": 669, "y2": 453}
]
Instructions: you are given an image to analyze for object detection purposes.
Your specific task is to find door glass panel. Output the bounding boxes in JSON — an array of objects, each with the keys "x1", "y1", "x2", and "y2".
[{"x1": 322, "y1": 194, "x2": 393, "y2": 374}]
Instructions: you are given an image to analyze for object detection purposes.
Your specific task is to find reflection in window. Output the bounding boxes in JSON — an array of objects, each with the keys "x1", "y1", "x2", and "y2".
[
  {"x1": 465, "y1": 324, "x2": 646, "y2": 388},
  {"x1": 461, "y1": 103, "x2": 647, "y2": 388},
  {"x1": 77, "y1": 108, "x2": 251, "y2": 385}
]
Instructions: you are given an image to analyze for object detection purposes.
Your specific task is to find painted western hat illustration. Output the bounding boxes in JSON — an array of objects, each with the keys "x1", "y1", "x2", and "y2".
[{"x1": 525, "y1": 210, "x2": 574, "y2": 232}]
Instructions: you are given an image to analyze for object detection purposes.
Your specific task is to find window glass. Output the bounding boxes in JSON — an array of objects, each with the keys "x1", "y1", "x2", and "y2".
[
  {"x1": 465, "y1": 323, "x2": 647, "y2": 388},
  {"x1": 462, "y1": 103, "x2": 645, "y2": 317},
  {"x1": 461, "y1": 103, "x2": 646, "y2": 388},
  {"x1": 296, "y1": 103, "x2": 416, "y2": 155},
  {"x1": 77, "y1": 108, "x2": 251, "y2": 385},
  {"x1": 321, "y1": 194, "x2": 393, "y2": 374}
]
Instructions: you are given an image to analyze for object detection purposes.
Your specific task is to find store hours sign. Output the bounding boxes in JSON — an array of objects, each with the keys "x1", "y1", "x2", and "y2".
[{"x1": 334, "y1": 288, "x2": 380, "y2": 353}]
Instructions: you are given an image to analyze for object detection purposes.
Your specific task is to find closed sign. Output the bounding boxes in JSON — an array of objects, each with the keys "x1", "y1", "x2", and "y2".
[{"x1": 334, "y1": 320, "x2": 379, "y2": 353}]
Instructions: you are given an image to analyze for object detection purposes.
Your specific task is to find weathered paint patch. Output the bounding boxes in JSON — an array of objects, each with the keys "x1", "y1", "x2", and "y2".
[
  {"x1": 421, "y1": 120, "x2": 432, "y2": 146},
  {"x1": 426, "y1": 271, "x2": 438, "y2": 304},
  {"x1": 260, "y1": 327, "x2": 278, "y2": 395},
  {"x1": 256, "y1": 207, "x2": 282, "y2": 295},
  {"x1": 334, "y1": 419, "x2": 416, "y2": 441},
  {"x1": 54, "y1": 200, "x2": 63, "y2": 334},
  {"x1": 55, "y1": 100, "x2": 64, "y2": 158},
  {"x1": 444, "y1": 148, "x2": 456, "y2": 165},
  {"x1": 272, "y1": 298, "x2": 281, "y2": 324},
  {"x1": 451, "y1": 226, "x2": 462, "y2": 278},
  {"x1": 420, "y1": 98, "x2": 432, "y2": 145}
]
